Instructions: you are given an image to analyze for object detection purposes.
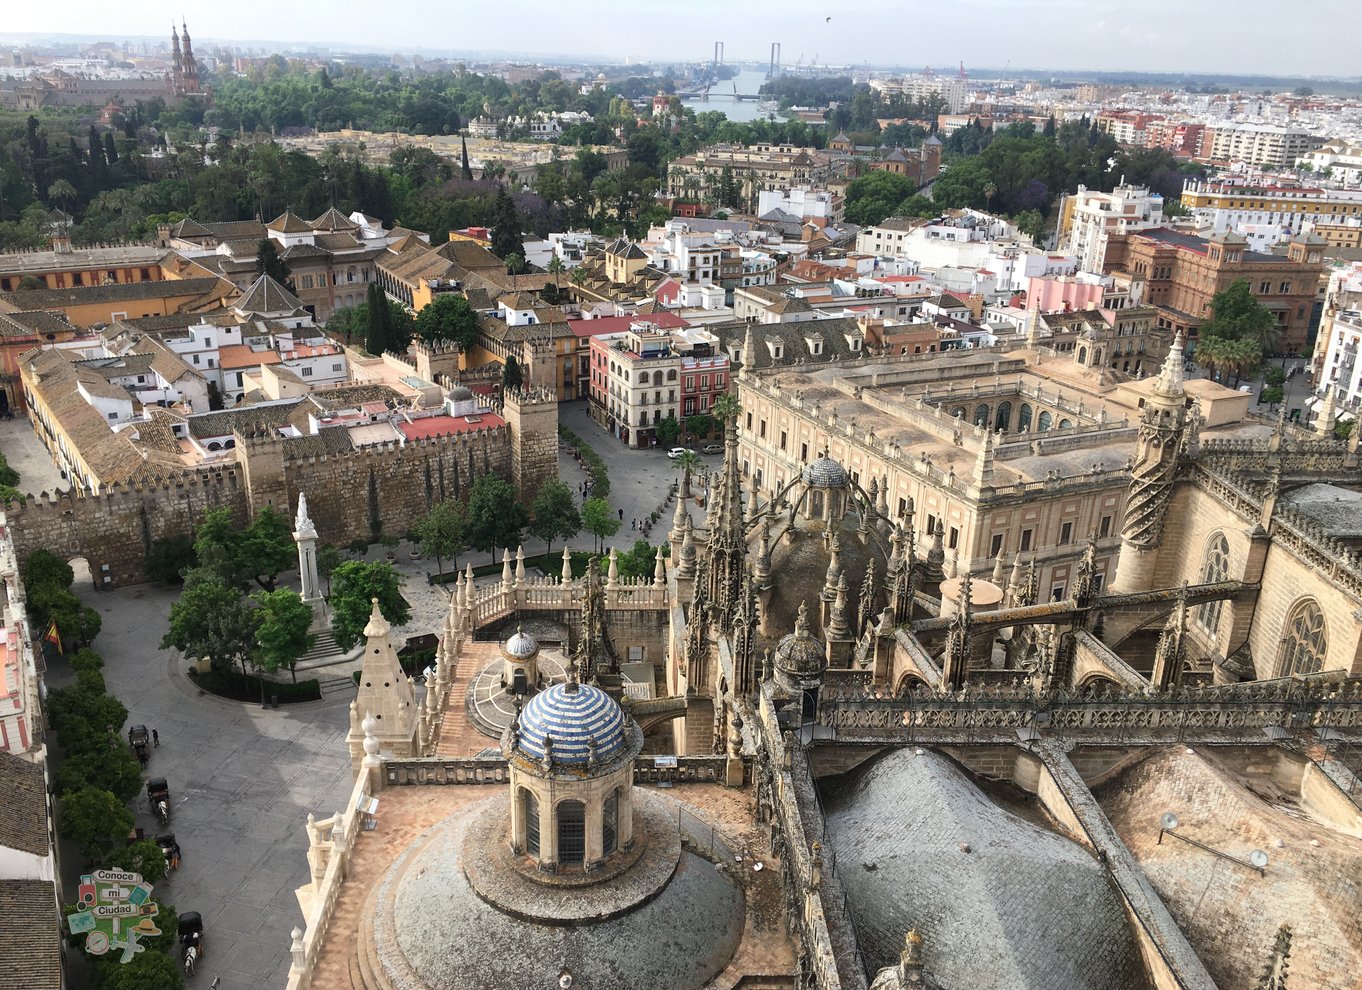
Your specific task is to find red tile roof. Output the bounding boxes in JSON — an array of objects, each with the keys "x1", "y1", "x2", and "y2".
[{"x1": 397, "y1": 413, "x2": 505, "y2": 441}]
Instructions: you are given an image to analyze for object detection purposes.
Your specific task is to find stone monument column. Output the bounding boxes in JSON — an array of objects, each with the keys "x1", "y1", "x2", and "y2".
[{"x1": 294, "y1": 493, "x2": 324, "y2": 621}]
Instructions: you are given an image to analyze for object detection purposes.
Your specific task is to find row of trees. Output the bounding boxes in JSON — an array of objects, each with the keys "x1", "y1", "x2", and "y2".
[
  {"x1": 24, "y1": 550, "x2": 101, "y2": 650},
  {"x1": 33, "y1": 582, "x2": 187, "y2": 988}
]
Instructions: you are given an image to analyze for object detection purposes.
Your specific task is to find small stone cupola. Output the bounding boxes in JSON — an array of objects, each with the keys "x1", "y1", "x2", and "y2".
[
  {"x1": 500, "y1": 625, "x2": 542, "y2": 696},
  {"x1": 503, "y1": 664, "x2": 644, "y2": 874},
  {"x1": 801, "y1": 447, "x2": 851, "y2": 524}
]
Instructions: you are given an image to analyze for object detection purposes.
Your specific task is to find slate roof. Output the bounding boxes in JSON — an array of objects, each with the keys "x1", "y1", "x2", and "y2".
[
  {"x1": 713, "y1": 317, "x2": 863, "y2": 371},
  {"x1": 0, "y1": 753, "x2": 49, "y2": 856},
  {"x1": 234, "y1": 274, "x2": 305, "y2": 316},
  {"x1": 0, "y1": 879, "x2": 61, "y2": 990}
]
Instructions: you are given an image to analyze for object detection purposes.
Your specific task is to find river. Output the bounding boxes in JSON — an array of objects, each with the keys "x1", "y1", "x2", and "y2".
[{"x1": 680, "y1": 66, "x2": 780, "y2": 123}]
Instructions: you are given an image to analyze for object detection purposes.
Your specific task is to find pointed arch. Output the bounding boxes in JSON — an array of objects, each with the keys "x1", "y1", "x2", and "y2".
[
  {"x1": 1277, "y1": 599, "x2": 1326, "y2": 677},
  {"x1": 1196, "y1": 532, "x2": 1230, "y2": 635}
]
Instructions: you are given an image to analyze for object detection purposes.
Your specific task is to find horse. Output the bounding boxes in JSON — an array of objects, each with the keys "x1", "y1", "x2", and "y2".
[
  {"x1": 183, "y1": 943, "x2": 199, "y2": 977},
  {"x1": 155, "y1": 799, "x2": 170, "y2": 826}
]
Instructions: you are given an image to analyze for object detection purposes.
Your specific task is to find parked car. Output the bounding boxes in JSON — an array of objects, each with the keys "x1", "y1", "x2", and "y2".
[
  {"x1": 667, "y1": 447, "x2": 696, "y2": 460},
  {"x1": 702, "y1": 444, "x2": 724, "y2": 454}
]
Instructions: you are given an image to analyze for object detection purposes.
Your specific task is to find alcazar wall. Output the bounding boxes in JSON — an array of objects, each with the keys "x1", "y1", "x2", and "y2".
[{"x1": 3, "y1": 427, "x2": 520, "y2": 586}]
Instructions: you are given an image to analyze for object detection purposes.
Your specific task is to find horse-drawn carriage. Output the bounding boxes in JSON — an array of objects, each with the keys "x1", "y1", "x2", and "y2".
[
  {"x1": 155, "y1": 833, "x2": 181, "y2": 871},
  {"x1": 147, "y1": 778, "x2": 171, "y2": 827},
  {"x1": 179, "y1": 911, "x2": 204, "y2": 977},
  {"x1": 128, "y1": 725, "x2": 150, "y2": 768}
]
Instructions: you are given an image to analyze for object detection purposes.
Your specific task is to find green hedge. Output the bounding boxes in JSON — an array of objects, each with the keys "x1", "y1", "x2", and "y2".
[{"x1": 188, "y1": 667, "x2": 322, "y2": 703}]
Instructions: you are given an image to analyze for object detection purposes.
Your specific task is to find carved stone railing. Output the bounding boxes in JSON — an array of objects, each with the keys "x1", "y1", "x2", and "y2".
[
  {"x1": 815, "y1": 681, "x2": 1362, "y2": 738},
  {"x1": 385, "y1": 757, "x2": 509, "y2": 786}
]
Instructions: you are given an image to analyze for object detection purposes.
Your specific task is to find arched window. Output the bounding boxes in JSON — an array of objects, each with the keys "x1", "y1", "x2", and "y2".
[
  {"x1": 522, "y1": 788, "x2": 540, "y2": 856},
  {"x1": 1078, "y1": 345, "x2": 1088, "y2": 364},
  {"x1": 1058, "y1": 418, "x2": 1073, "y2": 429},
  {"x1": 974, "y1": 404, "x2": 989, "y2": 427},
  {"x1": 1196, "y1": 534, "x2": 1230, "y2": 634},
  {"x1": 602, "y1": 789, "x2": 619, "y2": 855},
  {"x1": 1278, "y1": 599, "x2": 1327, "y2": 677},
  {"x1": 1018, "y1": 403, "x2": 1033, "y2": 432},
  {"x1": 951, "y1": 406, "x2": 966, "y2": 420},
  {"x1": 667, "y1": 369, "x2": 678, "y2": 381},
  {"x1": 557, "y1": 800, "x2": 585, "y2": 865},
  {"x1": 637, "y1": 371, "x2": 649, "y2": 385},
  {"x1": 1037, "y1": 411, "x2": 1053, "y2": 432},
  {"x1": 995, "y1": 401, "x2": 1012, "y2": 432}
]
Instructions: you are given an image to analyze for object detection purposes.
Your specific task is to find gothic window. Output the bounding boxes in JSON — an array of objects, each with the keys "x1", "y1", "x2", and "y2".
[
  {"x1": 995, "y1": 401, "x2": 1012, "y2": 432},
  {"x1": 1037, "y1": 411, "x2": 1053, "y2": 432},
  {"x1": 1019, "y1": 403, "x2": 1033, "y2": 431},
  {"x1": 1277, "y1": 599, "x2": 1327, "y2": 677},
  {"x1": 523, "y1": 788, "x2": 540, "y2": 856},
  {"x1": 1196, "y1": 534, "x2": 1230, "y2": 634}
]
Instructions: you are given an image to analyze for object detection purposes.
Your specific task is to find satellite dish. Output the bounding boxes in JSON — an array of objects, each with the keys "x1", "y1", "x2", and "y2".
[
  {"x1": 1161, "y1": 812, "x2": 1180, "y2": 831},
  {"x1": 1249, "y1": 849, "x2": 1269, "y2": 870}
]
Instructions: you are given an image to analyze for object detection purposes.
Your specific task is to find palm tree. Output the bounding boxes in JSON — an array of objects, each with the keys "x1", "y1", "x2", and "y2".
[
  {"x1": 712, "y1": 392, "x2": 742, "y2": 426},
  {"x1": 505, "y1": 252, "x2": 525, "y2": 290},
  {"x1": 546, "y1": 254, "x2": 566, "y2": 293},
  {"x1": 982, "y1": 181, "x2": 997, "y2": 214},
  {"x1": 47, "y1": 179, "x2": 77, "y2": 213}
]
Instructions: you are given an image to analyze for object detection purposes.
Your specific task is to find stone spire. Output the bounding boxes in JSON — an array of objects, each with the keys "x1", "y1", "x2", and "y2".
[
  {"x1": 1111, "y1": 329, "x2": 1189, "y2": 594},
  {"x1": 925, "y1": 520, "x2": 946, "y2": 583},
  {"x1": 574, "y1": 557, "x2": 619, "y2": 689},
  {"x1": 858, "y1": 558, "x2": 877, "y2": 635},
  {"x1": 704, "y1": 411, "x2": 747, "y2": 625},
  {"x1": 653, "y1": 544, "x2": 667, "y2": 586},
  {"x1": 752, "y1": 516, "x2": 772, "y2": 586},
  {"x1": 293, "y1": 492, "x2": 323, "y2": 614},
  {"x1": 741, "y1": 319, "x2": 758, "y2": 378},
  {"x1": 733, "y1": 573, "x2": 759, "y2": 696},
  {"x1": 1025, "y1": 302, "x2": 1043, "y2": 347},
  {"x1": 827, "y1": 573, "x2": 851, "y2": 640},
  {"x1": 347, "y1": 598, "x2": 416, "y2": 772},
  {"x1": 991, "y1": 552, "x2": 1006, "y2": 586},
  {"x1": 1153, "y1": 329, "x2": 1187, "y2": 399},
  {"x1": 1256, "y1": 923, "x2": 1292, "y2": 990},
  {"x1": 1152, "y1": 583, "x2": 1189, "y2": 691},
  {"x1": 1072, "y1": 533, "x2": 1099, "y2": 606},
  {"x1": 942, "y1": 574, "x2": 973, "y2": 689},
  {"x1": 973, "y1": 426, "x2": 995, "y2": 487},
  {"x1": 1314, "y1": 384, "x2": 1338, "y2": 438}
]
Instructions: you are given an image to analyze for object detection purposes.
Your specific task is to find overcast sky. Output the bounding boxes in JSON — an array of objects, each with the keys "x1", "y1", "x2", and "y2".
[{"x1": 7, "y1": 0, "x2": 1361, "y2": 78}]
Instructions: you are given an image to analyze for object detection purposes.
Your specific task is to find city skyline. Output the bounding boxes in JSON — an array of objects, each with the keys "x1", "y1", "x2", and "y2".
[{"x1": 3, "y1": 0, "x2": 1361, "y2": 79}]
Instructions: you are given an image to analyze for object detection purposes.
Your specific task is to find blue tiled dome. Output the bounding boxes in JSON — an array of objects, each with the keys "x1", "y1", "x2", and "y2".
[
  {"x1": 502, "y1": 627, "x2": 539, "y2": 660},
  {"x1": 517, "y1": 682, "x2": 626, "y2": 764},
  {"x1": 803, "y1": 454, "x2": 849, "y2": 488}
]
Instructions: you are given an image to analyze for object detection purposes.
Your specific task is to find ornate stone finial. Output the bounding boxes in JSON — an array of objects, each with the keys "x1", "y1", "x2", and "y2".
[
  {"x1": 361, "y1": 711, "x2": 380, "y2": 760},
  {"x1": 795, "y1": 600, "x2": 811, "y2": 638},
  {"x1": 1154, "y1": 329, "x2": 1186, "y2": 398},
  {"x1": 294, "y1": 492, "x2": 316, "y2": 538},
  {"x1": 587, "y1": 735, "x2": 598, "y2": 767},
  {"x1": 515, "y1": 544, "x2": 526, "y2": 585},
  {"x1": 653, "y1": 544, "x2": 667, "y2": 586},
  {"x1": 362, "y1": 598, "x2": 389, "y2": 638},
  {"x1": 761, "y1": 648, "x2": 774, "y2": 681},
  {"x1": 562, "y1": 545, "x2": 573, "y2": 582},
  {"x1": 566, "y1": 659, "x2": 580, "y2": 693},
  {"x1": 991, "y1": 551, "x2": 1006, "y2": 585},
  {"x1": 501, "y1": 547, "x2": 514, "y2": 590},
  {"x1": 542, "y1": 734, "x2": 554, "y2": 771},
  {"x1": 607, "y1": 546, "x2": 619, "y2": 586}
]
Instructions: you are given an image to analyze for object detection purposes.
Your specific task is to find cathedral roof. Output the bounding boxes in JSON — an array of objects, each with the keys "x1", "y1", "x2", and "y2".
[{"x1": 517, "y1": 682, "x2": 625, "y2": 765}]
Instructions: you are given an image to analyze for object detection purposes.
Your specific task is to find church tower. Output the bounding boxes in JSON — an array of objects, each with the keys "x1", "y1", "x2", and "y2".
[
  {"x1": 170, "y1": 24, "x2": 184, "y2": 95},
  {"x1": 180, "y1": 20, "x2": 200, "y2": 94},
  {"x1": 1110, "y1": 331, "x2": 1188, "y2": 594},
  {"x1": 704, "y1": 413, "x2": 747, "y2": 629}
]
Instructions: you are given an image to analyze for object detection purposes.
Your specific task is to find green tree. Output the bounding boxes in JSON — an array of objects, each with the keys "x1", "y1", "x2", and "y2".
[
  {"x1": 1196, "y1": 278, "x2": 1276, "y2": 381},
  {"x1": 581, "y1": 496, "x2": 620, "y2": 553},
  {"x1": 96, "y1": 947, "x2": 184, "y2": 990},
  {"x1": 206, "y1": 380, "x2": 225, "y2": 411},
  {"x1": 490, "y1": 185, "x2": 523, "y2": 260},
  {"x1": 414, "y1": 499, "x2": 467, "y2": 575},
  {"x1": 616, "y1": 539, "x2": 664, "y2": 582},
  {"x1": 144, "y1": 535, "x2": 195, "y2": 585},
  {"x1": 254, "y1": 237, "x2": 292, "y2": 287},
  {"x1": 529, "y1": 479, "x2": 581, "y2": 556},
  {"x1": 414, "y1": 294, "x2": 478, "y2": 349},
  {"x1": 364, "y1": 282, "x2": 389, "y2": 356},
  {"x1": 502, "y1": 354, "x2": 524, "y2": 391},
  {"x1": 0, "y1": 450, "x2": 20, "y2": 489},
  {"x1": 317, "y1": 544, "x2": 342, "y2": 596},
  {"x1": 465, "y1": 474, "x2": 528, "y2": 561},
  {"x1": 655, "y1": 415, "x2": 681, "y2": 445},
  {"x1": 26, "y1": 584, "x2": 101, "y2": 647},
  {"x1": 674, "y1": 449, "x2": 702, "y2": 481},
  {"x1": 53, "y1": 735, "x2": 141, "y2": 804},
  {"x1": 47, "y1": 178, "x2": 77, "y2": 212},
  {"x1": 160, "y1": 580, "x2": 257, "y2": 675},
  {"x1": 253, "y1": 588, "x2": 316, "y2": 683},
  {"x1": 712, "y1": 391, "x2": 741, "y2": 425},
  {"x1": 193, "y1": 505, "x2": 293, "y2": 591},
  {"x1": 103, "y1": 838, "x2": 169, "y2": 886},
  {"x1": 328, "y1": 560, "x2": 410, "y2": 651},
  {"x1": 60, "y1": 786, "x2": 133, "y2": 861},
  {"x1": 23, "y1": 549, "x2": 74, "y2": 599}
]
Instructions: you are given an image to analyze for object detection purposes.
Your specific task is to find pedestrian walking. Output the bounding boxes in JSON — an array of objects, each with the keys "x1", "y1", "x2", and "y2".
[
  {"x1": 152, "y1": 728, "x2": 160, "y2": 748},
  {"x1": 618, "y1": 508, "x2": 624, "y2": 521}
]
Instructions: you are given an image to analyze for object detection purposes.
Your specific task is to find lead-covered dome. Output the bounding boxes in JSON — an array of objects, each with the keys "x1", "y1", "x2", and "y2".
[
  {"x1": 775, "y1": 601, "x2": 827, "y2": 685},
  {"x1": 517, "y1": 681, "x2": 625, "y2": 764},
  {"x1": 803, "y1": 452, "x2": 849, "y2": 488}
]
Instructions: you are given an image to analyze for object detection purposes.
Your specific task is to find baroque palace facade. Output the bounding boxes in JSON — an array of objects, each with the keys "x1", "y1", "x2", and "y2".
[{"x1": 282, "y1": 333, "x2": 1362, "y2": 990}]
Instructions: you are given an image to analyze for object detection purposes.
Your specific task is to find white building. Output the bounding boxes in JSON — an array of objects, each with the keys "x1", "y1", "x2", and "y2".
[
  {"x1": 869, "y1": 73, "x2": 969, "y2": 114},
  {"x1": 1205, "y1": 123, "x2": 1322, "y2": 169},
  {"x1": 1313, "y1": 263, "x2": 1362, "y2": 410},
  {"x1": 1059, "y1": 183, "x2": 1165, "y2": 274},
  {"x1": 756, "y1": 187, "x2": 842, "y2": 223},
  {"x1": 1299, "y1": 140, "x2": 1362, "y2": 187}
]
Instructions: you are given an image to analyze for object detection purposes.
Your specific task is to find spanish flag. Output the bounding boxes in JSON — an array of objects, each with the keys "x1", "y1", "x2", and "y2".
[{"x1": 44, "y1": 619, "x2": 61, "y2": 654}]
